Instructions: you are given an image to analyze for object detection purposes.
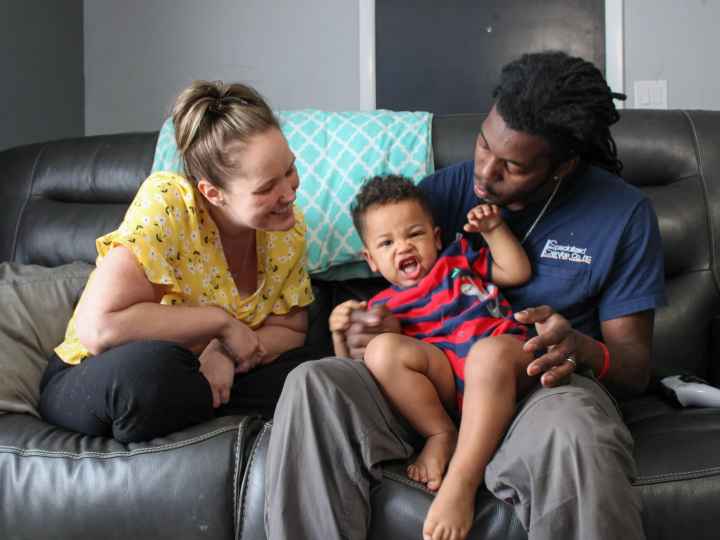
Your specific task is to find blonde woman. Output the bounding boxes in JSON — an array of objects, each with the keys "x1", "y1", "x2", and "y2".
[{"x1": 39, "y1": 81, "x2": 314, "y2": 443}]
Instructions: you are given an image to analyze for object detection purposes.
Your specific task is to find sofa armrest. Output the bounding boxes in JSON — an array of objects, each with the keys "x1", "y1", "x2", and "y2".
[{"x1": 0, "y1": 412, "x2": 264, "y2": 540}]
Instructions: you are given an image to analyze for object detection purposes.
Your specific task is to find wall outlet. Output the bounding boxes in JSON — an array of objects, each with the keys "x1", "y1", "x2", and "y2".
[{"x1": 634, "y1": 80, "x2": 668, "y2": 109}]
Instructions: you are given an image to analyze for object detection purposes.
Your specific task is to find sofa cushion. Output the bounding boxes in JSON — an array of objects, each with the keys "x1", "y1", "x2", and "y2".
[{"x1": 0, "y1": 262, "x2": 92, "y2": 416}]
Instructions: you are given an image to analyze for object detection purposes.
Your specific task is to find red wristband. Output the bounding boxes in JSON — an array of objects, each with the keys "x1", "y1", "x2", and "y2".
[{"x1": 596, "y1": 340, "x2": 611, "y2": 380}]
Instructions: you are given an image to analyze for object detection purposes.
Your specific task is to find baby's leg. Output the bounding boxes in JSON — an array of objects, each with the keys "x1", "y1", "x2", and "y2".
[
  {"x1": 364, "y1": 333, "x2": 457, "y2": 491},
  {"x1": 423, "y1": 334, "x2": 535, "y2": 540}
]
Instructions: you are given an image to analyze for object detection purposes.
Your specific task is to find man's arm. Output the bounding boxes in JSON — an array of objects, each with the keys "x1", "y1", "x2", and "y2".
[{"x1": 581, "y1": 311, "x2": 653, "y2": 398}]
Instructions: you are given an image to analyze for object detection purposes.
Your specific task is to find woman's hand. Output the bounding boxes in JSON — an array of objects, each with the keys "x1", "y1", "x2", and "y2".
[
  {"x1": 514, "y1": 305, "x2": 579, "y2": 387},
  {"x1": 345, "y1": 304, "x2": 401, "y2": 360},
  {"x1": 220, "y1": 318, "x2": 266, "y2": 374},
  {"x1": 199, "y1": 339, "x2": 236, "y2": 408}
]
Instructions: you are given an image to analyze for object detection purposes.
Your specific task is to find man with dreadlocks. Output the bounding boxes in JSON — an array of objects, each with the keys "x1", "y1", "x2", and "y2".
[{"x1": 265, "y1": 51, "x2": 664, "y2": 540}]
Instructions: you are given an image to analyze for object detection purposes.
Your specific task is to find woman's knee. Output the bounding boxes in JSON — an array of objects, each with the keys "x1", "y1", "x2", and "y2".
[{"x1": 97, "y1": 341, "x2": 197, "y2": 386}]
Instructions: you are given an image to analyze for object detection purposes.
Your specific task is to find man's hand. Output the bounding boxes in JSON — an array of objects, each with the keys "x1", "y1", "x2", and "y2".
[
  {"x1": 330, "y1": 300, "x2": 368, "y2": 333},
  {"x1": 330, "y1": 300, "x2": 368, "y2": 358},
  {"x1": 345, "y1": 303, "x2": 401, "y2": 360},
  {"x1": 463, "y1": 204, "x2": 504, "y2": 234},
  {"x1": 514, "y1": 305, "x2": 579, "y2": 387},
  {"x1": 199, "y1": 339, "x2": 236, "y2": 408}
]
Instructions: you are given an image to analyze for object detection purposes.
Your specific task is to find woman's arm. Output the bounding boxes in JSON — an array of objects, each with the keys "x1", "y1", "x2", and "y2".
[
  {"x1": 253, "y1": 307, "x2": 309, "y2": 367},
  {"x1": 75, "y1": 245, "x2": 243, "y2": 355}
]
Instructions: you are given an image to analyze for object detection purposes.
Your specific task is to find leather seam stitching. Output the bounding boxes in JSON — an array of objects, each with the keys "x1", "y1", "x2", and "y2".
[
  {"x1": 237, "y1": 421, "x2": 270, "y2": 539},
  {"x1": 232, "y1": 415, "x2": 253, "y2": 540},
  {"x1": 682, "y1": 110, "x2": 719, "y2": 291},
  {"x1": 382, "y1": 468, "x2": 435, "y2": 494},
  {"x1": 633, "y1": 465, "x2": 720, "y2": 485},
  {"x1": 0, "y1": 424, "x2": 238, "y2": 458}
]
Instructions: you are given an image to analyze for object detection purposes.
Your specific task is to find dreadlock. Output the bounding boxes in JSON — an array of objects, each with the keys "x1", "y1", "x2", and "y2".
[{"x1": 493, "y1": 51, "x2": 626, "y2": 175}]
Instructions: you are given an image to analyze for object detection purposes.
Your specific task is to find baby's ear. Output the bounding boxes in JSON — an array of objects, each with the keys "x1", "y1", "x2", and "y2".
[
  {"x1": 362, "y1": 248, "x2": 379, "y2": 272},
  {"x1": 434, "y1": 226, "x2": 442, "y2": 250}
]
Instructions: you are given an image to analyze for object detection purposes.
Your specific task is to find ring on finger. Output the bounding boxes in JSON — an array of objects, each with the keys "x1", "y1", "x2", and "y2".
[{"x1": 565, "y1": 355, "x2": 577, "y2": 368}]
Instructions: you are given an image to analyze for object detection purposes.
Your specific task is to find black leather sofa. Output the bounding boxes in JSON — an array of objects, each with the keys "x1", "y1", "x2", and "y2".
[{"x1": 2, "y1": 110, "x2": 720, "y2": 540}]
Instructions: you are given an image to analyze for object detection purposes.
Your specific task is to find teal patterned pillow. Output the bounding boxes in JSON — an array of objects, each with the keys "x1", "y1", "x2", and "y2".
[{"x1": 151, "y1": 110, "x2": 434, "y2": 279}]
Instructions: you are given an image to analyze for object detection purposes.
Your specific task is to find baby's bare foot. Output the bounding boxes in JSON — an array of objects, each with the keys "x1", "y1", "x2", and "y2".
[
  {"x1": 407, "y1": 430, "x2": 457, "y2": 491},
  {"x1": 422, "y1": 473, "x2": 476, "y2": 540}
]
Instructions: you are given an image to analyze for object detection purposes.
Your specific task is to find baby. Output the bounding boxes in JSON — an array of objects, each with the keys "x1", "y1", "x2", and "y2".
[{"x1": 330, "y1": 175, "x2": 538, "y2": 540}]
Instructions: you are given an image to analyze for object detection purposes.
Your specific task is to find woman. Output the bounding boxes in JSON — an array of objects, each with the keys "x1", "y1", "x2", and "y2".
[{"x1": 39, "y1": 81, "x2": 314, "y2": 443}]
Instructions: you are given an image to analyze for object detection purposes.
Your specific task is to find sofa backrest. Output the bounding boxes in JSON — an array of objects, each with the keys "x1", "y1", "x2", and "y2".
[{"x1": 1, "y1": 110, "x2": 719, "y2": 383}]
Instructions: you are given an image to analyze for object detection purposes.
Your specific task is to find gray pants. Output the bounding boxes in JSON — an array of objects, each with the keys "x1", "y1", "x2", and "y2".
[{"x1": 265, "y1": 358, "x2": 644, "y2": 540}]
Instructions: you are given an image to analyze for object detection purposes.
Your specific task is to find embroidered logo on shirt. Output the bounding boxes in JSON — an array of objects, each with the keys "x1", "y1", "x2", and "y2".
[
  {"x1": 540, "y1": 239, "x2": 592, "y2": 264},
  {"x1": 450, "y1": 268, "x2": 504, "y2": 318}
]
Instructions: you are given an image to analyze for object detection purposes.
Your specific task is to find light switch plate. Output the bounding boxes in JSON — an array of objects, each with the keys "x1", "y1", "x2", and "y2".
[{"x1": 634, "y1": 80, "x2": 668, "y2": 109}]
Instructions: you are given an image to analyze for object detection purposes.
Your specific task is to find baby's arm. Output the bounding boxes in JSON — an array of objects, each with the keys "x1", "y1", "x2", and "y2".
[
  {"x1": 464, "y1": 204, "x2": 531, "y2": 287},
  {"x1": 329, "y1": 300, "x2": 368, "y2": 358}
]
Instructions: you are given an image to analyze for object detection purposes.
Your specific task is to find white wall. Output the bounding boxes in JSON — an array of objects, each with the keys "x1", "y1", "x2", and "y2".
[
  {"x1": 84, "y1": 0, "x2": 360, "y2": 135},
  {"x1": 624, "y1": 0, "x2": 720, "y2": 109}
]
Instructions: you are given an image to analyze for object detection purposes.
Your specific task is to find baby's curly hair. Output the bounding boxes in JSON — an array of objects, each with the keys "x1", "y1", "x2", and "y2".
[{"x1": 351, "y1": 175, "x2": 434, "y2": 243}]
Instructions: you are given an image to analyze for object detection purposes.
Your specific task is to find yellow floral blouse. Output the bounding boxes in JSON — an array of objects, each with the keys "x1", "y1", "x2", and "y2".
[{"x1": 55, "y1": 171, "x2": 314, "y2": 365}]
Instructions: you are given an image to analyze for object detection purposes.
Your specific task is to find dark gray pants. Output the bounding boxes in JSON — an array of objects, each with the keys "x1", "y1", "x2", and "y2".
[{"x1": 265, "y1": 358, "x2": 644, "y2": 540}]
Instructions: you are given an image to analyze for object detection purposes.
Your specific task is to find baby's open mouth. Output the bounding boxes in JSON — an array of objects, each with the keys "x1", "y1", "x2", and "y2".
[{"x1": 399, "y1": 257, "x2": 421, "y2": 280}]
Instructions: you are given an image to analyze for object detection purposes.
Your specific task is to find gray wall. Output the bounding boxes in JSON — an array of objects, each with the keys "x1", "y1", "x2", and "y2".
[
  {"x1": 624, "y1": 0, "x2": 720, "y2": 109},
  {"x1": 0, "y1": 1, "x2": 84, "y2": 151},
  {"x1": 84, "y1": 0, "x2": 359, "y2": 136},
  {"x1": 27, "y1": 0, "x2": 717, "y2": 140}
]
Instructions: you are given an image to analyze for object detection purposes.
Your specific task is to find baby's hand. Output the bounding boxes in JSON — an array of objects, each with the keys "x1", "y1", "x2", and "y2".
[
  {"x1": 329, "y1": 300, "x2": 368, "y2": 334},
  {"x1": 464, "y1": 204, "x2": 503, "y2": 234}
]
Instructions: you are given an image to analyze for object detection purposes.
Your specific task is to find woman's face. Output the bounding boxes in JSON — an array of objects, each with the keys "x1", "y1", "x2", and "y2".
[{"x1": 216, "y1": 127, "x2": 299, "y2": 232}]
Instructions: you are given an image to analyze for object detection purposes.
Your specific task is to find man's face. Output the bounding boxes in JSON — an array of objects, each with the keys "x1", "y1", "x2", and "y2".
[{"x1": 473, "y1": 105, "x2": 556, "y2": 211}]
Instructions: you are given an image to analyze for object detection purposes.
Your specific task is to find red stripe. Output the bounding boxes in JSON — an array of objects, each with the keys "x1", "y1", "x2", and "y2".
[{"x1": 410, "y1": 316, "x2": 526, "y2": 343}]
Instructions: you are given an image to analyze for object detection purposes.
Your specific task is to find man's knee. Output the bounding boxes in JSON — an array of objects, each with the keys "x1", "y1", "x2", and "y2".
[{"x1": 501, "y1": 382, "x2": 634, "y2": 467}]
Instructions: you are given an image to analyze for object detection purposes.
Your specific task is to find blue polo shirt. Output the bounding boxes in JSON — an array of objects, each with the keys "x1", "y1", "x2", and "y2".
[{"x1": 419, "y1": 160, "x2": 666, "y2": 340}]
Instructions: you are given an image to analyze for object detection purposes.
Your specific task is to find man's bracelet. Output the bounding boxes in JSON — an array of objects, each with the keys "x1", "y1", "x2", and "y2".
[{"x1": 596, "y1": 340, "x2": 611, "y2": 380}]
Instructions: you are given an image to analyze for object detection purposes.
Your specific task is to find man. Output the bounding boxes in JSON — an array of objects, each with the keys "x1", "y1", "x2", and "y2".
[{"x1": 266, "y1": 51, "x2": 665, "y2": 540}]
